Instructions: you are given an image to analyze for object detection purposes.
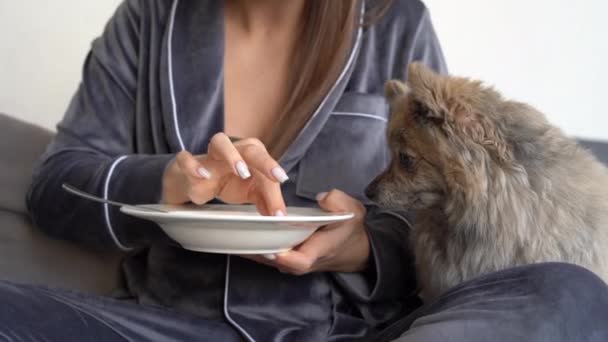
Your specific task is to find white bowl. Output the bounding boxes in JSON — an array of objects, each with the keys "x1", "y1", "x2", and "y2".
[{"x1": 120, "y1": 204, "x2": 354, "y2": 254}]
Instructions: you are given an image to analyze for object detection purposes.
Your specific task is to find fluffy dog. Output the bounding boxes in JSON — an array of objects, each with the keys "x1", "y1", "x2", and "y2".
[{"x1": 366, "y1": 63, "x2": 608, "y2": 300}]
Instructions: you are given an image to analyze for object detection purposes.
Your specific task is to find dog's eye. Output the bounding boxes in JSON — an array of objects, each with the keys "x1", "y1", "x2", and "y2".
[{"x1": 398, "y1": 152, "x2": 414, "y2": 170}]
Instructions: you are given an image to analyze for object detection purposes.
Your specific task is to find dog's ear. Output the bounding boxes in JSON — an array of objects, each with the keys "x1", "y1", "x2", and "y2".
[
  {"x1": 406, "y1": 63, "x2": 446, "y2": 124},
  {"x1": 414, "y1": 100, "x2": 445, "y2": 125},
  {"x1": 407, "y1": 63, "x2": 440, "y2": 93},
  {"x1": 385, "y1": 80, "x2": 409, "y2": 103}
]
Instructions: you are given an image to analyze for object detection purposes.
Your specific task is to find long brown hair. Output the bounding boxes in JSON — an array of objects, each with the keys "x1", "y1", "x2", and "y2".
[{"x1": 267, "y1": 0, "x2": 391, "y2": 158}]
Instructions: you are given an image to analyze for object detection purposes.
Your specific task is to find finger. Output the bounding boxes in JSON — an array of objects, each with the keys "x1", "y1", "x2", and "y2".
[
  {"x1": 184, "y1": 158, "x2": 232, "y2": 205},
  {"x1": 175, "y1": 150, "x2": 212, "y2": 180},
  {"x1": 239, "y1": 254, "x2": 297, "y2": 273},
  {"x1": 274, "y1": 222, "x2": 367, "y2": 274},
  {"x1": 186, "y1": 178, "x2": 218, "y2": 205},
  {"x1": 253, "y1": 197, "x2": 270, "y2": 216},
  {"x1": 208, "y1": 133, "x2": 251, "y2": 179},
  {"x1": 212, "y1": 172, "x2": 256, "y2": 205},
  {"x1": 285, "y1": 226, "x2": 342, "y2": 263},
  {"x1": 237, "y1": 142, "x2": 289, "y2": 183},
  {"x1": 273, "y1": 249, "x2": 318, "y2": 276},
  {"x1": 316, "y1": 189, "x2": 366, "y2": 219},
  {"x1": 273, "y1": 231, "x2": 334, "y2": 275},
  {"x1": 249, "y1": 170, "x2": 287, "y2": 216},
  {"x1": 239, "y1": 254, "x2": 277, "y2": 268}
]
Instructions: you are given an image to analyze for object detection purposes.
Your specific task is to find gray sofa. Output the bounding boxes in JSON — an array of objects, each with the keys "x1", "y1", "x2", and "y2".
[
  {"x1": 0, "y1": 113, "x2": 122, "y2": 295},
  {"x1": 0, "y1": 112, "x2": 607, "y2": 296}
]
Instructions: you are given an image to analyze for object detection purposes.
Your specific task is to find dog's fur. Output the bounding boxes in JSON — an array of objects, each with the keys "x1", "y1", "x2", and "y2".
[{"x1": 366, "y1": 63, "x2": 608, "y2": 300}]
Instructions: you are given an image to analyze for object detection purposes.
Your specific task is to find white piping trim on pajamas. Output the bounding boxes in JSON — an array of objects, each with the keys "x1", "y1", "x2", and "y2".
[
  {"x1": 168, "y1": 0, "x2": 186, "y2": 151},
  {"x1": 221, "y1": 4, "x2": 365, "y2": 339},
  {"x1": 220, "y1": 3, "x2": 366, "y2": 340},
  {"x1": 103, "y1": 155, "x2": 132, "y2": 251},
  {"x1": 224, "y1": 255, "x2": 256, "y2": 342},
  {"x1": 166, "y1": 2, "x2": 366, "y2": 340},
  {"x1": 167, "y1": 2, "x2": 254, "y2": 339},
  {"x1": 331, "y1": 111, "x2": 388, "y2": 123}
]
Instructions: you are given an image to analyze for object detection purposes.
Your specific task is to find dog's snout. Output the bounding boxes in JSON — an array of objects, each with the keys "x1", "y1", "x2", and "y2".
[
  {"x1": 365, "y1": 185, "x2": 376, "y2": 200},
  {"x1": 365, "y1": 176, "x2": 382, "y2": 200}
]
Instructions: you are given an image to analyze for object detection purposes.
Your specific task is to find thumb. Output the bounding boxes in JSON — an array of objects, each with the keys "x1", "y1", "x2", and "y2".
[{"x1": 316, "y1": 189, "x2": 365, "y2": 217}]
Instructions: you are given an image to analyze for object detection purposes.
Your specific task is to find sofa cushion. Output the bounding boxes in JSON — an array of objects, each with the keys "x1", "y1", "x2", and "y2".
[
  {"x1": 0, "y1": 113, "x2": 53, "y2": 214},
  {"x1": 0, "y1": 209, "x2": 121, "y2": 294},
  {"x1": 0, "y1": 113, "x2": 121, "y2": 294}
]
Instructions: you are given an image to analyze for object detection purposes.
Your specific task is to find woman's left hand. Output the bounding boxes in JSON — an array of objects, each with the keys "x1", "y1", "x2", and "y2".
[{"x1": 247, "y1": 189, "x2": 370, "y2": 274}]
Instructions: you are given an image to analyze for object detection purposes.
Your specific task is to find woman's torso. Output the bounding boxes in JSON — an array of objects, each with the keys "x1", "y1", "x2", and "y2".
[{"x1": 104, "y1": 0, "x2": 446, "y2": 340}]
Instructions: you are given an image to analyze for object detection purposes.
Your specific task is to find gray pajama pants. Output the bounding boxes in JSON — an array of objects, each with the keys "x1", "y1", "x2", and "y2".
[
  {"x1": 0, "y1": 263, "x2": 606, "y2": 342},
  {"x1": 378, "y1": 262, "x2": 608, "y2": 342}
]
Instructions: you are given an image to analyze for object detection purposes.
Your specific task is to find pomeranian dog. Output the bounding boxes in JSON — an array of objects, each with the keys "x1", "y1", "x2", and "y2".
[{"x1": 366, "y1": 63, "x2": 608, "y2": 300}]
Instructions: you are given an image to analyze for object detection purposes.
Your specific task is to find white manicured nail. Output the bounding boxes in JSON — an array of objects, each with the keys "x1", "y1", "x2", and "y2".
[
  {"x1": 235, "y1": 161, "x2": 251, "y2": 179},
  {"x1": 197, "y1": 167, "x2": 211, "y2": 179},
  {"x1": 274, "y1": 210, "x2": 285, "y2": 217},
  {"x1": 271, "y1": 166, "x2": 289, "y2": 183},
  {"x1": 263, "y1": 254, "x2": 276, "y2": 260},
  {"x1": 315, "y1": 192, "x2": 329, "y2": 201}
]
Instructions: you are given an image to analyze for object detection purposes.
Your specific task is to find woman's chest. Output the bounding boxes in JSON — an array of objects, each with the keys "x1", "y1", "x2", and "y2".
[{"x1": 223, "y1": 38, "x2": 292, "y2": 140}]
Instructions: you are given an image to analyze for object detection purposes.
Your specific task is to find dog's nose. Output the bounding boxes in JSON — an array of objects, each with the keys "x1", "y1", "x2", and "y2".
[{"x1": 365, "y1": 178, "x2": 380, "y2": 200}]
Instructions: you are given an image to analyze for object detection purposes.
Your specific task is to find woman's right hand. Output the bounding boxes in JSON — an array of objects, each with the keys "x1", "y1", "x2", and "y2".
[{"x1": 162, "y1": 133, "x2": 289, "y2": 216}]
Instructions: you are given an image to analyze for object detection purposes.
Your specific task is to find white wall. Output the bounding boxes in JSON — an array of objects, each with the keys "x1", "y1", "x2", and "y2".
[
  {"x1": 0, "y1": 0, "x2": 122, "y2": 130},
  {"x1": 425, "y1": 0, "x2": 608, "y2": 140},
  {"x1": 1, "y1": 1, "x2": 606, "y2": 140}
]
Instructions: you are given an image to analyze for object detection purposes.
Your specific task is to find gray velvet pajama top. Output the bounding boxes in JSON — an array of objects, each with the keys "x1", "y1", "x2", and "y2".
[{"x1": 27, "y1": 0, "x2": 446, "y2": 340}]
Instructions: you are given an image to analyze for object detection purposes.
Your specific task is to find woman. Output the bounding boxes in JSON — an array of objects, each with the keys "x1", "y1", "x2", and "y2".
[{"x1": 3, "y1": 0, "x2": 606, "y2": 341}]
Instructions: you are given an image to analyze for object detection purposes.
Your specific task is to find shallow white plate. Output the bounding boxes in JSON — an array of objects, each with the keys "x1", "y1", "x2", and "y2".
[{"x1": 120, "y1": 204, "x2": 354, "y2": 254}]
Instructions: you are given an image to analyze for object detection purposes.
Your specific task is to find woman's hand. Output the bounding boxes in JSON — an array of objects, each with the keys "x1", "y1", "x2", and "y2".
[
  {"x1": 162, "y1": 133, "x2": 289, "y2": 216},
  {"x1": 248, "y1": 190, "x2": 370, "y2": 274}
]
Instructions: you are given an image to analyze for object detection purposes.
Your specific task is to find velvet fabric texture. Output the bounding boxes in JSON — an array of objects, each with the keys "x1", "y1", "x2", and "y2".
[
  {"x1": 1, "y1": 263, "x2": 606, "y2": 341},
  {"x1": 25, "y1": 0, "x2": 448, "y2": 340}
]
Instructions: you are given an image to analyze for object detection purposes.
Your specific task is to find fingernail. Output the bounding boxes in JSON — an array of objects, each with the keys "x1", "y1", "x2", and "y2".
[
  {"x1": 274, "y1": 210, "x2": 285, "y2": 217},
  {"x1": 263, "y1": 254, "x2": 276, "y2": 260},
  {"x1": 235, "y1": 161, "x2": 251, "y2": 179},
  {"x1": 315, "y1": 192, "x2": 329, "y2": 201},
  {"x1": 271, "y1": 166, "x2": 289, "y2": 183},
  {"x1": 197, "y1": 167, "x2": 211, "y2": 179}
]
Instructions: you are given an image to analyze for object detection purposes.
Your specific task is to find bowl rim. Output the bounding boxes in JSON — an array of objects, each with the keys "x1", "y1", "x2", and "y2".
[{"x1": 120, "y1": 204, "x2": 355, "y2": 223}]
